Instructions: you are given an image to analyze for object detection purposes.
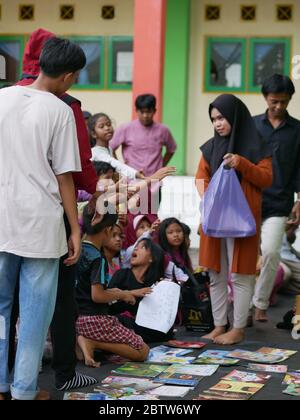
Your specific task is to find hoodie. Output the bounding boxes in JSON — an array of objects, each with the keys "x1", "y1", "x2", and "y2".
[{"x1": 16, "y1": 28, "x2": 98, "y2": 194}]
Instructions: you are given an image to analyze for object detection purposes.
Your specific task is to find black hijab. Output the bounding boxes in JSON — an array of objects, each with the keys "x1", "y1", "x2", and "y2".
[{"x1": 200, "y1": 94, "x2": 271, "y2": 175}]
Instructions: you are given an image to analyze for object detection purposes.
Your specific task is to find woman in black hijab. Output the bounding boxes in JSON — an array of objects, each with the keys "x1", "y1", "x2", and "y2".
[{"x1": 196, "y1": 94, "x2": 272, "y2": 345}]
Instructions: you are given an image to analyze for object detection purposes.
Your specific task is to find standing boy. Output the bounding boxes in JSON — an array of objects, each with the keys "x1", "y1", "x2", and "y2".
[
  {"x1": 0, "y1": 37, "x2": 84, "y2": 400},
  {"x1": 253, "y1": 74, "x2": 300, "y2": 322}
]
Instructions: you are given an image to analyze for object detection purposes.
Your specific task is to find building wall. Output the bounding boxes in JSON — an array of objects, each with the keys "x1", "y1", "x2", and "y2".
[
  {"x1": 187, "y1": 0, "x2": 300, "y2": 175},
  {"x1": 0, "y1": 0, "x2": 134, "y2": 124}
]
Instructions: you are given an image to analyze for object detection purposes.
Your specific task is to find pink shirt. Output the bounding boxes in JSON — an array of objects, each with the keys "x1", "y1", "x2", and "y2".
[{"x1": 109, "y1": 119, "x2": 177, "y2": 177}]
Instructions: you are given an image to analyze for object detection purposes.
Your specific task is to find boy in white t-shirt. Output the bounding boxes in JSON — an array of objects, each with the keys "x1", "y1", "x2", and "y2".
[{"x1": 0, "y1": 37, "x2": 85, "y2": 400}]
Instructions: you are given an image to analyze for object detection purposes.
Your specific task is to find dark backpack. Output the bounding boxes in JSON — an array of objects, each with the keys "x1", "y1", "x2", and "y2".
[{"x1": 180, "y1": 270, "x2": 214, "y2": 332}]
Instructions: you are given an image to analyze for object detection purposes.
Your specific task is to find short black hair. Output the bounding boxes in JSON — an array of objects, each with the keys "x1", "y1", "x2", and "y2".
[
  {"x1": 82, "y1": 204, "x2": 118, "y2": 235},
  {"x1": 261, "y1": 74, "x2": 295, "y2": 97},
  {"x1": 93, "y1": 161, "x2": 115, "y2": 177},
  {"x1": 135, "y1": 94, "x2": 156, "y2": 111},
  {"x1": 39, "y1": 37, "x2": 86, "y2": 78}
]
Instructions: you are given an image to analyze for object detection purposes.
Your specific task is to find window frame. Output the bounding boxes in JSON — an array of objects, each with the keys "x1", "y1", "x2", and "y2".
[
  {"x1": 0, "y1": 35, "x2": 25, "y2": 86},
  {"x1": 204, "y1": 36, "x2": 247, "y2": 93},
  {"x1": 68, "y1": 35, "x2": 105, "y2": 91},
  {"x1": 248, "y1": 37, "x2": 291, "y2": 92},
  {"x1": 107, "y1": 36, "x2": 133, "y2": 91}
]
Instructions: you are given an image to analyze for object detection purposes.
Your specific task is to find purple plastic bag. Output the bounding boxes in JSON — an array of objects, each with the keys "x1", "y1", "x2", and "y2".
[{"x1": 201, "y1": 163, "x2": 256, "y2": 238}]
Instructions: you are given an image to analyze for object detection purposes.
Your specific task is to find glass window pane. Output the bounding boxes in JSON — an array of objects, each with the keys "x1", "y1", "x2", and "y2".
[
  {"x1": 112, "y1": 39, "x2": 133, "y2": 85},
  {"x1": 210, "y1": 42, "x2": 243, "y2": 88},
  {"x1": 72, "y1": 41, "x2": 101, "y2": 85},
  {"x1": 252, "y1": 42, "x2": 286, "y2": 87},
  {"x1": 0, "y1": 41, "x2": 21, "y2": 83}
]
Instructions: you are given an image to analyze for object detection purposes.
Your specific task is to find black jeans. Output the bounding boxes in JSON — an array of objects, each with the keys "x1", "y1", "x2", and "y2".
[
  {"x1": 50, "y1": 215, "x2": 78, "y2": 386},
  {"x1": 50, "y1": 257, "x2": 77, "y2": 386}
]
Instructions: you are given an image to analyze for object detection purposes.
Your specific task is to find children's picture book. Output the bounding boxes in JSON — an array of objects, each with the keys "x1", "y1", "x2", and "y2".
[
  {"x1": 207, "y1": 380, "x2": 264, "y2": 399},
  {"x1": 120, "y1": 395, "x2": 159, "y2": 400},
  {"x1": 101, "y1": 376, "x2": 162, "y2": 392},
  {"x1": 222, "y1": 370, "x2": 271, "y2": 384},
  {"x1": 153, "y1": 372, "x2": 201, "y2": 387},
  {"x1": 199, "y1": 350, "x2": 230, "y2": 358},
  {"x1": 153, "y1": 364, "x2": 217, "y2": 387},
  {"x1": 166, "y1": 340, "x2": 206, "y2": 349},
  {"x1": 193, "y1": 357, "x2": 238, "y2": 366},
  {"x1": 112, "y1": 363, "x2": 169, "y2": 378},
  {"x1": 226, "y1": 349, "x2": 284, "y2": 364},
  {"x1": 247, "y1": 364, "x2": 288, "y2": 374},
  {"x1": 147, "y1": 345, "x2": 193, "y2": 362},
  {"x1": 282, "y1": 371, "x2": 300, "y2": 386},
  {"x1": 256, "y1": 347, "x2": 297, "y2": 363},
  {"x1": 93, "y1": 386, "x2": 135, "y2": 399},
  {"x1": 63, "y1": 392, "x2": 113, "y2": 400},
  {"x1": 194, "y1": 350, "x2": 239, "y2": 366},
  {"x1": 257, "y1": 347, "x2": 297, "y2": 359},
  {"x1": 196, "y1": 391, "x2": 249, "y2": 401},
  {"x1": 283, "y1": 384, "x2": 300, "y2": 397},
  {"x1": 148, "y1": 385, "x2": 193, "y2": 398},
  {"x1": 147, "y1": 356, "x2": 196, "y2": 364}
]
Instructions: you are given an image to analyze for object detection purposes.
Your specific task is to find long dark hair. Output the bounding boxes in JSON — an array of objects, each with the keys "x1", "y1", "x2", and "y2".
[
  {"x1": 158, "y1": 218, "x2": 192, "y2": 271},
  {"x1": 136, "y1": 238, "x2": 165, "y2": 287}
]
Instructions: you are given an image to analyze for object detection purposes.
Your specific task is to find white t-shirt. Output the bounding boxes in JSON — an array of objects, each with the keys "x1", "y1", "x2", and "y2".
[
  {"x1": 0, "y1": 86, "x2": 81, "y2": 258},
  {"x1": 91, "y1": 145, "x2": 137, "y2": 180}
]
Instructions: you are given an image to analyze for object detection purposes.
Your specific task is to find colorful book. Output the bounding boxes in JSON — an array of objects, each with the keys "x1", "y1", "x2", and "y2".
[
  {"x1": 149, "y1": 385, "x2": 193, "y2": 398},
  {"x1": 112, "y1": 363, "x2": 169, "y2": 378},
  {"x1": 206, "y1": 380, "x2": 264, "y2": 400},
  {"x1": 282, "y1": 372, "x2": 300, "y2": 385},
  {"x1": 153, "y1": 364, "x2": 217, "y2": 387},
  {"x1": 101, "y1": 376, "x2": 162, "y2": 392},
  {"x1": 283, "y1": 384, "x2": 300, "y2": 397},
  {"x1": 195, "y1": 350, "x2": 239, "y2": 366},
  {"x1": 226, "y1": 349, "x2": 284, "y2": 364},
  {"x1": 194, "y1": 357, "x2": 238, "y2": 366},
  {"x1": 222, "y1": 370, "x2": 271, "y2": 384},
  {"x1": 166, "y1": 340, "x2": 206, "y2": 349},
  {"x1": 247, "y1": 363, "x2": 288, "y2": 374},
  {"x1": 63, "y1": 392, "x2": 113, "y2": 400},
  {"x1": 147, "y1": 345, "x2": 193, "y2": 363}
]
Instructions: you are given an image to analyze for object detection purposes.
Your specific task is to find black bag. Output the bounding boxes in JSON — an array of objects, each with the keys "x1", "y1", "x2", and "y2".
[{"x1": 180, "y1": 271, "x2": 214, "y2": 332}]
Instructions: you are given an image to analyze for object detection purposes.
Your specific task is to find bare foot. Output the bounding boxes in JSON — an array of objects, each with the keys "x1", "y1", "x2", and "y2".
[
  {"x1": 77, "y1": 335, "x2": 101, "y2": 368},
  {"x1": 255, "y1": 308, "x2": 268, "y2": 322},
  {"x1": 213, "y1": 328, "x2": 245, "y2": 345},
  {"x1": 202, "y1": 326, "x2": 226, "y2": 341}
]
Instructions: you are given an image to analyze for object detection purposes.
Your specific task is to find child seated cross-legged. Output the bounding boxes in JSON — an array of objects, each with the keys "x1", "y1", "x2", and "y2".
[
  {"x1": 108, "y1": 238, "x2": 175, "y2": 343},
  {"x1": 75, "y1": 204, "x2": 150, "y2": 367}
]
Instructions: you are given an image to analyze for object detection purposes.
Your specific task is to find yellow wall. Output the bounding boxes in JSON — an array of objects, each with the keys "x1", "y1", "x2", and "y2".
[
  {"x1": 187, "y1": 0, "x2": 300, "y2": 175},
  {"x1": 0, "y1": 0, "x2": 134, "y2": 124},
  {"x1": 1, "y1": 0, "x2": 299, "y2": 174}
]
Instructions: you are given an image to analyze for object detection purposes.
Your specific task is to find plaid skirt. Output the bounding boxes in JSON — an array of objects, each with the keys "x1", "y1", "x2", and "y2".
[{"x1": 76, "y1": 315, "x2": 144, "y2": 350}]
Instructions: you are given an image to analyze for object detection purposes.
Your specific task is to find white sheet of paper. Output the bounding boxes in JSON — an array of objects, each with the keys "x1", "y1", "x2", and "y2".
[
  {"x1": 116, "y1": 52, "x2": 133, "y2": 83},
  {"x1": 136, "y1": 280, "x2": 180, "y2": 333}
]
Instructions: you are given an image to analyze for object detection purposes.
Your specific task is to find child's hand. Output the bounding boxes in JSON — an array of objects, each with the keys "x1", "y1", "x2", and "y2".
[
  {"x1": 121, "y1": 291, "x2": 136, "y2": 305},
  {"x1": 131, "y1": 287, "x2": 153, "y2": 298},
  {"x1": 150, "y1": 166, "x2": 176, "y2": 181},
  {"x1": 150, "y1": 219, "x2": 160, "y2": 233}
]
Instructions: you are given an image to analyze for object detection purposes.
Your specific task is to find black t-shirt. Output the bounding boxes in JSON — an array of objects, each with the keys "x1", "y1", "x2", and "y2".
[
  {"x1": 254, "y1": 112, "x2": 300, "y2": 219},
  {"x1": 76, "y1": 242, "x2": 109, "y2": 316},
  {"x1": 108, "y1": 268, "x2": 145, "y2": 316}
]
